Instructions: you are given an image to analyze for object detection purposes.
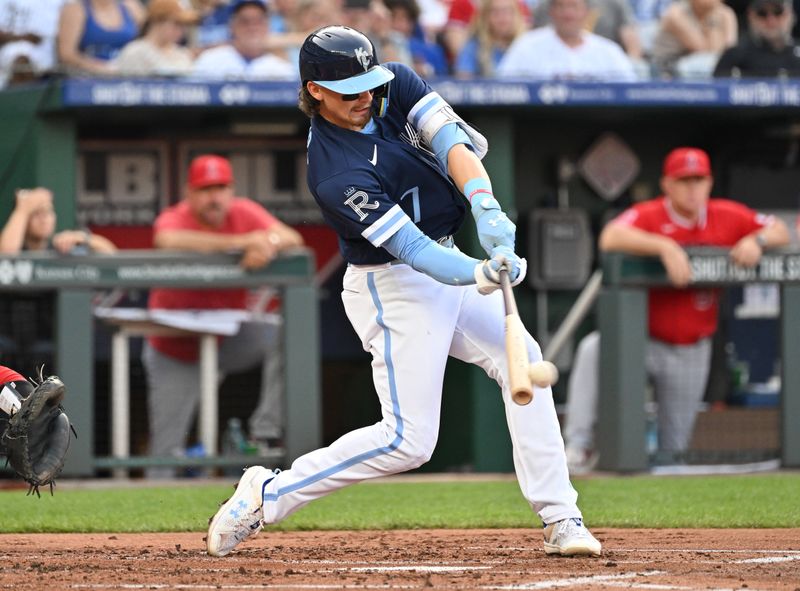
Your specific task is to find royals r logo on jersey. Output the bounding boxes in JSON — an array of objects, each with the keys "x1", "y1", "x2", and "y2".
[{"x1": 344, "y1": 186, "x2": 380, "y2": 221}]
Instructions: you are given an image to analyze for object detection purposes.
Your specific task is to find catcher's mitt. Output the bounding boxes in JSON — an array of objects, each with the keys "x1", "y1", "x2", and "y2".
[{"x1": 1, "y1": 370, "x2": 75, "y2": 496}]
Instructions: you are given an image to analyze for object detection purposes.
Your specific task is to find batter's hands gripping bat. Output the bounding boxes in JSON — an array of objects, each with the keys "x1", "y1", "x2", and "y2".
[
  {"x1": 499, "y1": 270, "x2": 560, "y2": 406},
  {"x1": 499, "y1": 269, "x2": 534, "y2": 405}
]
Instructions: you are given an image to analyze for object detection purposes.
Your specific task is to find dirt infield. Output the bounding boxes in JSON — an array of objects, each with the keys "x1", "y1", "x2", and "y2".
[{"x1": 0, "y1": 529, "x2": 798, "y2": 590}]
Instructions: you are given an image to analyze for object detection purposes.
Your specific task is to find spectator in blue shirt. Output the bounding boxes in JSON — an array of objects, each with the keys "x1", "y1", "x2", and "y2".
[
  {"x1": 191, "y1": 0, "x2": 233, "y2": 51},
  {"x1": 57, "y1": 0, "x2": 145, "y2": 75}
]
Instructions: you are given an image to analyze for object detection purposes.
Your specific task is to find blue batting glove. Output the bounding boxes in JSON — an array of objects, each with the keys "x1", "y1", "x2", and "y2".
[{"x1": 472, "y1": 197, "x2": 516, "y2": 257}]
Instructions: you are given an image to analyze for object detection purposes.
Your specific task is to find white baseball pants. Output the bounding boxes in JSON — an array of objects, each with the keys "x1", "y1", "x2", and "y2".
[{"x1": 262, "y1": 263, "x2": 581, "y2": 526}]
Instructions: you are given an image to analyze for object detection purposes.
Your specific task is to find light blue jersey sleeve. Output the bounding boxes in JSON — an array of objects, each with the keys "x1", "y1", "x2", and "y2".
[{"x1": 383, "y1": 220, "x2": 480, "y2": 285}]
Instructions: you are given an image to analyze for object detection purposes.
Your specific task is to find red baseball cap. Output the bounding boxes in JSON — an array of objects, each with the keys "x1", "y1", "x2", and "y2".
[
  {"x1": 662, "y1": 147, "x2": 711, "y2": 179},
  {"x1": 187, "y1": 155, "x2": 233, "y2": 189}
]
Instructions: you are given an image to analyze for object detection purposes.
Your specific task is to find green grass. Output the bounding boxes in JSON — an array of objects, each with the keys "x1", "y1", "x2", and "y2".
[{"x1": 0, "y1": 473, "x2": 798, "y2": 533}]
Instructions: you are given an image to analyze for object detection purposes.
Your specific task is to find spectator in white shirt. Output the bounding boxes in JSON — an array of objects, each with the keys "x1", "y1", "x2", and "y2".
[
  {"x1": 192, "y1": 0, "x2": 296, "y2": 79},
  {"x1": 497, "y1": 0, "x2": 638, "y2": 80},
  {"x1": 533, "y1": 0, "x2": 643, "y2": 60},
  {"x1": 0, "y1": 0, "x2": 66, "y2": 88}
]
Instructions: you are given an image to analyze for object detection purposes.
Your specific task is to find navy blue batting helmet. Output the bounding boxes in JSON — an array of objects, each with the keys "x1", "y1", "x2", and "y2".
[{"x1": 300, "y1": 26, "x2": 394, "y2": 113}]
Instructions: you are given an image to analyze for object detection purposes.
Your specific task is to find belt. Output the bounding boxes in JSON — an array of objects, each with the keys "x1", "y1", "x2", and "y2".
[{"x1": 436, "y1": 235, "x2": 455, "y2": 248}]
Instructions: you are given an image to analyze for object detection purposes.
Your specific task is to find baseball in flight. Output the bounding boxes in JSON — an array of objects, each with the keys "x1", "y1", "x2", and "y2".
[{"x1": 529, "y1": 360, "x2": 559, "y2": 388}]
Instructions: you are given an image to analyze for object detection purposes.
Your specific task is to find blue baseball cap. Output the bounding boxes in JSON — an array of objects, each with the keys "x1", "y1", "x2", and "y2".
[{"x1": 231, "y1": 0, "x2": 268, "y2": 13}]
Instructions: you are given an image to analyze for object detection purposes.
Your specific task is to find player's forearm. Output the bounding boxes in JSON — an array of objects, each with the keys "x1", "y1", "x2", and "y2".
[
  {"x1": 447, "y1": 144, "x2": 489, "y2": 196},
  {"x1": 153, "y1": 230, "x2": 247, "y2": 253},
  {"x1": 270, "y1": 223, "x2": 304, "y2": 250},
  {"x1": 599, "y1": 223, "x2": 676, "y2": 257},
  {"x1": 0, "y1": 211, "x2": 30, "y2": 254},
  {"x1": 407, "y1": 241, "x2": 481, "y2": 285},
  {"x1": 383, "y1": 222, "x2": 480, "y2": 285},
  {"x1": 755, "y1": 219, "x2": 791, "y2": 249}
]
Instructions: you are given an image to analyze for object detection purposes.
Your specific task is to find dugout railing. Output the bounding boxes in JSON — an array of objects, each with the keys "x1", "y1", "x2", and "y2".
[
  {"x1": 0, "y1": 249, "x2": 319, "y2": 477},
  {"x1": 597, "y1": 247, "x2": 800, "y2": 472}
]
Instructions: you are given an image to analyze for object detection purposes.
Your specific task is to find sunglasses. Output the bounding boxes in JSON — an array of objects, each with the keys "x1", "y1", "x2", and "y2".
[
  {"x1": 339, "y1": 84, "x2": 390, "y2": 102},
  {"x1": 755, "y1": 5, "x2": 785, "y2": 17},
  {"x1": 340, "y1": 88, "x2": 375, "y2": 101}
]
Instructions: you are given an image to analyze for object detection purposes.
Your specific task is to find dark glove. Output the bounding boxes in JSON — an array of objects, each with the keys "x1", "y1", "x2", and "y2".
[{"x1": 1, "y1": 371, "x2": 75, "y2": 496}]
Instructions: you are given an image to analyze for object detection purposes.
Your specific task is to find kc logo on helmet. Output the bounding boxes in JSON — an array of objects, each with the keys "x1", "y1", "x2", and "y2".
[{"x1": 354, "y1": 47, "x2": 371, "y2": 71}]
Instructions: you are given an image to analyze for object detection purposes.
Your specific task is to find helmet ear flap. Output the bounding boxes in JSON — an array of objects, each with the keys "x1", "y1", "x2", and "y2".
[
  {"x1": 372, "y1": 83, "x2": 389, "y2": 99},
  {"x1": 373, "y1": 83, "x2": 390, "y2": 117}
]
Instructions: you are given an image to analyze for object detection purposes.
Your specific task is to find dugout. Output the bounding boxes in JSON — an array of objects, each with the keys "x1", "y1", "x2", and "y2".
[{"x1": 1, "y1": 77, "x2": 799, "y2": 474}]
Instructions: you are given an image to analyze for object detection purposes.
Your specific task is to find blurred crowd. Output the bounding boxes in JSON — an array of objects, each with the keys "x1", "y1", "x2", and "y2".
[{"x1": 2, "y1": 0, "x2": 800, "y2": 89}]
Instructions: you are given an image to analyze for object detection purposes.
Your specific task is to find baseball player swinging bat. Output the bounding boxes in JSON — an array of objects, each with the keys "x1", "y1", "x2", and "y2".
[{"x1": 499, "y1": 269, "x2": 559, "y2": 406}]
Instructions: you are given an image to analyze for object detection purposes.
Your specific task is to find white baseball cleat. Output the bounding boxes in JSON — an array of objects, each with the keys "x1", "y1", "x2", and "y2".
[
  {"x1": 543, "y1": 518, "x2": 602, "y2": 556},
  {"x1": 206, "y1": 466, "x2": 277, "y2": 557}
]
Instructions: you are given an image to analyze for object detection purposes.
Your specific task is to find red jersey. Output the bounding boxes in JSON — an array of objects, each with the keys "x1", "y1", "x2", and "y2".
[
  {"x1": 612, "y1": 197, "x2": 772, "y2": 345},
  {"x1": 0, "y1": 366, "x2": 25, "y2": 386},
  {"x1": 148, "y1": 198, "x2": 279, "y2": 361}
]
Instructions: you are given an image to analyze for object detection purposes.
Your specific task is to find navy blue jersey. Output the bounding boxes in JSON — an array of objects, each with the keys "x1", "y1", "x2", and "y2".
[{"x1": 306, "y1": 62, "x2": 468, "y2": 265}]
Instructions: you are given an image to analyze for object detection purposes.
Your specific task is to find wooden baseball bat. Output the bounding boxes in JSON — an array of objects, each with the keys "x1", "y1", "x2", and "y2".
[{"x1": 499, "y1": 269, "x2": 533, "y2": 405}]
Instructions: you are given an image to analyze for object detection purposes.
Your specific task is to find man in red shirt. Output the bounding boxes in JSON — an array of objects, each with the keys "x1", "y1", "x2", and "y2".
[
  {"x1": 143, "y1": 154, "x2": 303, "y2": 475},
  {"x1": 564, "y1": 147, "x2": 790, "y2": 473}
]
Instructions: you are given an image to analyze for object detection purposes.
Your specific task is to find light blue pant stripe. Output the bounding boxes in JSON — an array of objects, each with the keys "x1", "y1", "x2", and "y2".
[
  {"x1": 370, "y1": 271, "x2": 404, "y2": 441},
  {"x1": 264, "y1": 271, "x2": 404, "y2": 502}
]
